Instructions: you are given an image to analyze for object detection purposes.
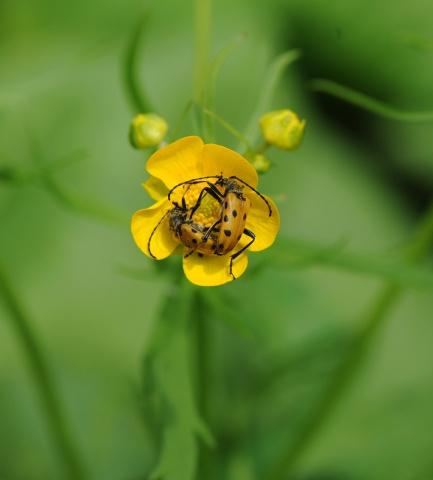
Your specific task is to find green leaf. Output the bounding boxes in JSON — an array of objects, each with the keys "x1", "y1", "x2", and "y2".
[
  {"x1": 267, "y1": 237, "x2": 433, "y2": 289},
  {"x1": 309, "y1": 79, "x2": 433, "y2": 122},
  {"x1": 201, "y1": 33, "x2": 247, "y2": 141},
  {"x1": 242, "y1": 49, "x2": 303, "y2": 148}
]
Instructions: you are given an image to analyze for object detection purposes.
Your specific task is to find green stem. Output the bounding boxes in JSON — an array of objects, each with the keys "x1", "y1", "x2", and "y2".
[
  {"x1": 203, "y1": 108, "x2": 253, "y2": 151},
  {"x1": 265, "y1": 200, "x2": 433, "y2": 480},
  {"x1": 0, "y1": 261, "x2": 87, "y2": 480},
  {"x1": 253, "y1": 141, "x2": 269, "y2": 155},
  {"x1": 195, "y1": 290, "x2": 213, "y2": 479},
  {"x1": 193, "y1": 0, "x2": 212, "y2": 104},
  {"x1": 193, "y1": 0, "x2": 212, "y2": 140}
]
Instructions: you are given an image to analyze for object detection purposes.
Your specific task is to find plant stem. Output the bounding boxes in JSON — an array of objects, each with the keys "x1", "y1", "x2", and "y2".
[
  {"x1": 265, "y1": 200, "x2": 433, "y2": 480},
  {"x1": 193, "y1": 0, "x2": 212, "y2": 105},
  {"x1": 193, "y1": 0, "x2": 212, "y2": 140},
  {"x1": 0, "y1": 261, "x2": 87, "y2": 480},
  {"x1": 195, "y1": 289, "x2": 213, "y2": 479}
]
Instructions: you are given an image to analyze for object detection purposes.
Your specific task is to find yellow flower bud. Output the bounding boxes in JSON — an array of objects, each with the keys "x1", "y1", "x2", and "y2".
[
  {"x1": 244, "y1": 152, "x2": 271, "y2": 174},
  {"x1": 129, "y1": 113, "x2": 168, "y2": 149},
  {"x1": 259, "y1": 109, "x2": 305, "y2": 151}
]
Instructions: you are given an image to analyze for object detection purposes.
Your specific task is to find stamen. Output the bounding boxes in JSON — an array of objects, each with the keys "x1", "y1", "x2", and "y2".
[{"x1": 173, "y1": 184, "x2": 222, "y2": 228}]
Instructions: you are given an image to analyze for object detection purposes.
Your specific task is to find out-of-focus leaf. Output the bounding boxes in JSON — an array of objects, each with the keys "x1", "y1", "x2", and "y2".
[
  {"x1": 397, "y1": 30, "x2": 433, "y2": 52},
  {"x1": 202, "y1": 288, "x2": 255, "y2": 341},
  {"x1": 1, "y1": 149, "x2": 87, "y2": 185},
  {"x1": 122, "y1": 9, "x2": 154, "y2": 114},
  {"x1": 228, "y1": 448, "x2": 257, "y2": 480},
  {"x1": 309, "y1": 79, "x2": 433, "y2": 122},
  {"x1": 267, "y1": 237, "x2": 433, "y2": 289},
  {"x1": 202, "y1": 33, "x2": 247, "y2": 141},
  {"x1": 250, "y1": 328, "x2": 351, "y2": 397},
  {"x1": 26, "y1": 129, "x2": 129, "y2": 227}
]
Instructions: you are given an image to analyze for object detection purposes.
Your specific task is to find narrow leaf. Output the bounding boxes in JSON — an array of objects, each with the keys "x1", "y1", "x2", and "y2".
[
  {"x1": 309, "y1": 79, "x2": 433, "y2": 122},
  {"x1": 123, "y1": 9, "x2": 154, "y2": 114},
  {"x1": 202, "y1": 33, "x2": 247, "y2": 141},
  {"x1": 26, "y1": 129, "x2": 129, "y2": 227},
  {"x1": 268, "y1": 237, "x2": 433, "y2": 289}
]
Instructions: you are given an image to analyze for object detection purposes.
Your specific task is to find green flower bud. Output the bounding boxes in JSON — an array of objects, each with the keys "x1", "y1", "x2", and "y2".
[
  {"x1": 129, "y1": 113, "x2": 168, "y2": 149},
  {"x1": 244, "y1": 152, "x2": 271, "y2": 174},
  {"x1": 259, "y1": 109, "x2": 305, "y2": 151}
]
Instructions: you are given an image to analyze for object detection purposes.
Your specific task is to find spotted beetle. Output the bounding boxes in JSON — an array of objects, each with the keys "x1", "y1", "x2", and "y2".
[
  {"x1": 167, "y1": 175, "x2": 266, "y2": 278},
  {"x1": 147, "y1": 196, "x2": 219, "y2": 259}
]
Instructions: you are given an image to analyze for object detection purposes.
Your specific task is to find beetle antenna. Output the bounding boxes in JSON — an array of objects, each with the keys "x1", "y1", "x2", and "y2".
[
  {"x1": 147, "y1": 210, "x2": 171, "y2": 258},
  {"x1": 229, "y1": 176, "x2": 272, "y2": 216},
  {"x1": 168, "y1": 175, "x2": 221, "y2": 200}
]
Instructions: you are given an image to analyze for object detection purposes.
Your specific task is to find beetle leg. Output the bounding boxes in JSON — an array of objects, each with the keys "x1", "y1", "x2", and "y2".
[
  {"x1": 183, "y1": 217, "x2": 222, "y2": 258},
  {"x1": 228, "y1": 228, "x2": 255, "y2": 279},
  {"x1": 188, "y1": 183, "x2": 224, "y2": 218}
]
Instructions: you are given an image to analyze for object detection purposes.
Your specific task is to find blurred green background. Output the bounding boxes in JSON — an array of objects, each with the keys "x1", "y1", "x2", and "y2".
[{"x1": 1, "y1": 0, "x2": 433, "y2": 479}]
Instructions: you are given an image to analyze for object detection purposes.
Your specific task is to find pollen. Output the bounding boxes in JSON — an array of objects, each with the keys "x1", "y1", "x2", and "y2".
[{"x1": 176, "y1": 183, "x2": 222, "y2": 228}]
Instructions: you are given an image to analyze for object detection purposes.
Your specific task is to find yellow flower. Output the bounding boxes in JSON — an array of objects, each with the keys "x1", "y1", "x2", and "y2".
[
  {"x1": 131, "y1": 136, "x2": 280, "y2": 287},
  {"x1": 260, "y1": 109, "x2": 305, "y2": 151}
]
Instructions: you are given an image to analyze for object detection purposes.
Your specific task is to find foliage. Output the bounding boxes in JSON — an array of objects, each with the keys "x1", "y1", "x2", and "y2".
[{"x1": 1, "y1": 0, "x2": 433, "y2": 479}]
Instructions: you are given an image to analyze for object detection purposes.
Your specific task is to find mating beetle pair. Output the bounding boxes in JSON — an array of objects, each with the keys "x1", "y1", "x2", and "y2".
[{"x1": 149, "y1": 175, "x2": 272, "y2": 279}]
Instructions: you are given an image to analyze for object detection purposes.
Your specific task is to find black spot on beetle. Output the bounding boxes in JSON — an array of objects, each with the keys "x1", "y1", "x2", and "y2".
[
  {"x1": 232, "y1": 210, "x2": 237, "y2": 217},
  {"x1": 224, "y1": 215, "x2": 229, "y2": 222},
  {"x1": 198, "y1": 253, "x2": 204, "y2": 258},
  {"x1": 192, "y1": 238, "x2": 198, "y2": 244},
  {"x1": 243, "y1": 213, "x2": 247, "y2": 220},
  {"x1": 224, "y1": 229, "x2": 232, "y2": 237},
  {"x1": 225, "y1": 201, "x2": 228, "y2": 209},
  {"x1": 219, "y1": 244, "x2": 224, "y2": 250},
  {"x1": 212, "y1": 244, "x2": 217, "y2": 250},
  {"x1": 191, "y1": 228, "x2": 197, "y2": 233}
]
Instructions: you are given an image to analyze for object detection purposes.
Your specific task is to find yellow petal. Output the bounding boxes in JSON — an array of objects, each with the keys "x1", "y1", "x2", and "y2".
[
  {"x1": 146, "y1": 136, "x2": 259, "y2": 194},
  {"x1": 131, "y1": 198, "x2": 179, "y2": 259},
  {"x1": 142, "y1": 176, "x2": 169, "y2": 202},
  {"x1": 244, "y1": 193, "x2": 280, "y2": 251},
  {"x1": 146, "y1": 136, "x2": 204, "y2": 189},
  {"x1": 183, "y1": 250, "x2": 248, "y2": 286},
  {"x1": 201, "y1": 144, "x2": 258, "y2": 189}
]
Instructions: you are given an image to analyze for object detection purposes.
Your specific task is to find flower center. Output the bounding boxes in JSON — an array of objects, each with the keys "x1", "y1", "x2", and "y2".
[{"x1": 176, "y1": 183, "x2": 222, "y2": 228}]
